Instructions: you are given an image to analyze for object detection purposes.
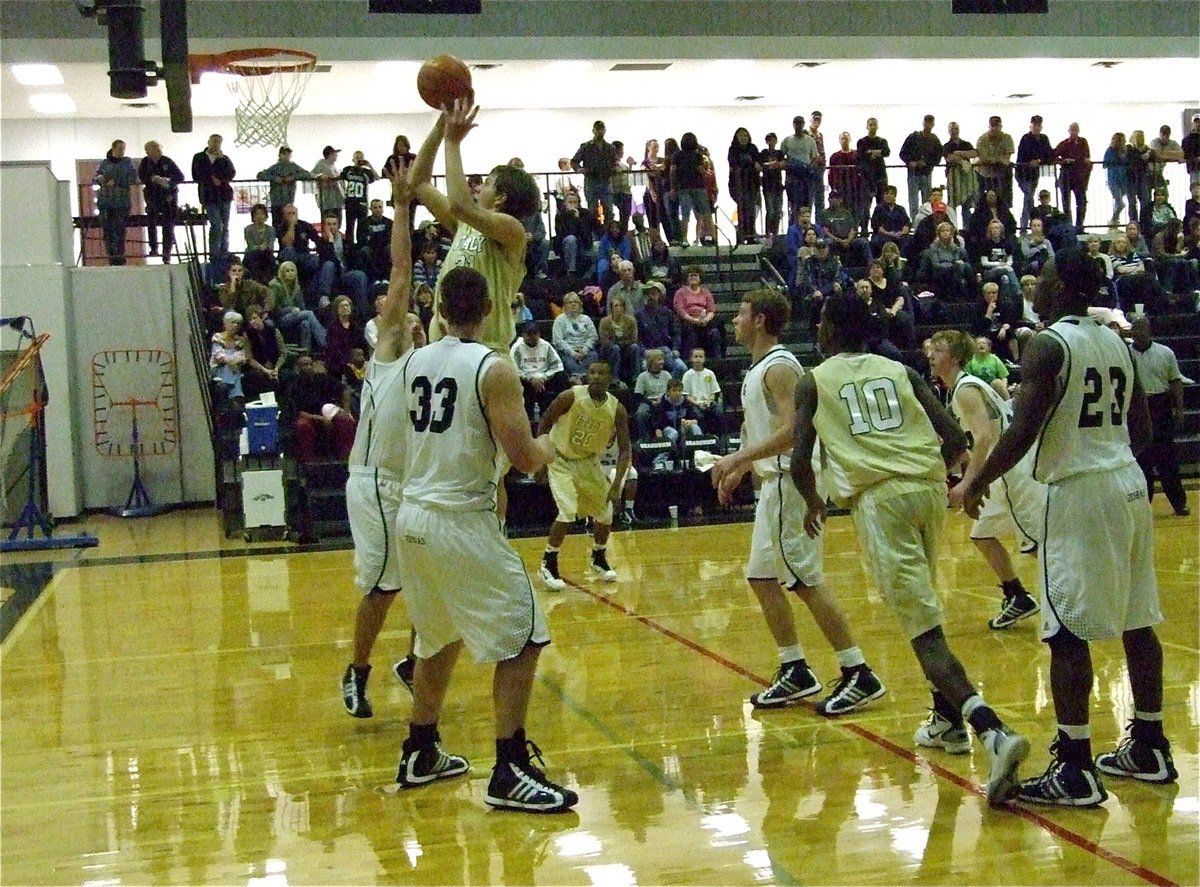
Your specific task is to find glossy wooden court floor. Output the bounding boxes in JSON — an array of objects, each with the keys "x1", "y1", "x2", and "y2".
[{"x1": 1, "y1": 499, "x2": 1196, "y2": 886}]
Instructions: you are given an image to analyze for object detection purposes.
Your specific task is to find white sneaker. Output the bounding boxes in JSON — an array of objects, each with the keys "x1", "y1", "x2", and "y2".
[
  {"x1": 538, "y1": 560, "x2": 567, "y2": 591},
  {"x1": 984, "y1": 726, "x2": 1031, "y2": 806},
  {"x1": 589, "y1": 550, "x2": 617, "y2": 582},
  {"x1": 914, "y1": 710, "x2": 971, "y2": 755}
]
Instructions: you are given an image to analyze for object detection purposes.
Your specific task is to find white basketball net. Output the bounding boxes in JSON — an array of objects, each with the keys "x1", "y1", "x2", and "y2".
[{"x1": 225, "y1": 52, "x2": 316, "y2": 148}]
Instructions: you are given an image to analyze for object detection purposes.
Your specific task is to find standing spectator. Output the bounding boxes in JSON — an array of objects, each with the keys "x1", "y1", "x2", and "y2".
[
  {"x1": 1127, "y1": 130, "x2": 1154, "y2": 229},
  {"x1": 553, "y1": 191, "x2": 594, "y2": 276},
  {"x1": 642, "y1": 139, "x2": 666, "y2": 238},
  {"x1": 781, "y1": 115, "x2": 818, "y2": 223},
  {"x1": 808, "y1": 110, "x2": 827, "y2": 216},
  {"x1": 869, "y1": 185, "x2": 911, "y2": 257},
  {"x1": 598, "y1": 294, "x2": 641, "y2": 386},
  {"x1": 191, "y1": 133, "x2": 235, "y2": 257},
  {"x1": 944, "y1": 121, "x2": 979, "y2": 233},
  {"x1": 856, "y1": 118, "x2": 891, "y2": 224},
  {"x1": 1015, "y1": 116, "x2": 1054, "y2": 232},
  {"x1": 571, "y1": 120, "x2": 618, "y2": 226},
  {"x1": 356, "y1": 198, "x2": 392, "y2": 284},
  {"x1": 1148, "y1": 125, "x2": 1185, "y2": 193},
  {"x1": 973, "y1": 116, "x2": 1015, "y2": 211},
  {"x1": 381, "y1": 135, "x2": 415, "y2": 182},
  {"x1": 828, "y1": 131, "x2": 864, "y2": 234},
  {"x1": 610, "y1": 141, "x2": 633, "y2": 232},
  {"x1": 256, "y1": 146, "x2": 312, "y2": 226},
  {"x1": 673, "y1": 267, "x2": 722, "y2": 359},
  {"x1": 92, "y1": 139, "x2": 137, "y2": 266},
  {"x1": 312, "y1": 145, "x2": 345, "y2": 229},
  {"x1": 637, "y1": 282, "x2": 687, "y2": 377},
  {"x1": 340, "y1": 150, "x2": 377, "y2": 246},
  {"x1": 242, "y1": 203, "x2": 277, "y2": 284},
  {"x1": 1130, "y1": 315, "x2": 1190, "y2": 516},
  {"x1": 138, "y1": 140, "x2": 184, "y2": 262},
  {"x1": 1103, "y1": 132, "x2": 1133, "y2": 226},
  {"x1": 510, "y1": 322, "x2": 568, "y2": 421},
  {"x1": 1182, "y1": 114, "x2": 1200, "y2": 187},
  {"x1": 1053, "y1": 122, "x2": 1091, "y2": 232},
  {"x1": 759, "y1": 133, "x2": 786, "y2": 241},
  {"x1": 316, "y1": 214, "x2": 372, "y2": 318},
  {"x1": 899, "y1": 114, "x2": 943, "y2": 221},
  {"x1": 269, "y1": 260, "x2": 325, "y2": 353},
  {"x1": 671, "y1": 133, "x2": 712, "y2": 247},
  {"x1": 552, "y1": 291, "x2": 600, "y2": 381},
  {"x1": 728, "y1": 127, "x2": 762, "y2": 244}
]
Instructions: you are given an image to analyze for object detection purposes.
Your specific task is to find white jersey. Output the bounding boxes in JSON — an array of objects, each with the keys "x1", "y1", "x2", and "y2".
[
  {"x1": 1033, "y1": 315, "x2": 1138, "y2": 484},
  {"x1": 949, "y1": 370, "x2": 1014, "y2": 444},
  {"x1": 348, "y1": 355, "x2": 408, "y2": 479},
  {"x1": 399, "y1": 337, "x2": 502, "y2": 511},
  {"x1": 742, "y1": 345, "x2": 802, "y2": 478}
]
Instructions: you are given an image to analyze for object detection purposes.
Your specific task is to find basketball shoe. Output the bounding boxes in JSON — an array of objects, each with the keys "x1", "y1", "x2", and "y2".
[
  {"x1": 815, "y1": 666, "x2": 887, "y2": 716},
  {"x1": 750, "y1": 660, "x2": 822, "y2": 708},
  {"x1": 590, "y1": 549, "x2": 617, "y2": 582},
  {"x1": 988, "y1": 591, "x2": 1039, "y2": 630},
  {"x1": 1017, "y1": 738, "x2": 1107, "y2": 807},
  {"x1": 396, "y1": 734, "x2": 470, "y2": 788},
  {"x1": 539, "y1": 552, "x2": 567, "y2": 591},
  {"x1": 486, "y1": 738, "x2": 579, "y2": 813},
  {"x1": 1095, "y1": 731, "x2": 1177, "y2": 784},
  {"x1": 341, "y1": 664, "x2": 373, "y2": 718},
  {"x1": 983, "y1": 725, "x2": 1031, "y2": 805},
  {"x1": 392, "y1": 656, "x2": 416, "y2": 695},
  {"x1": 913, "y1": 710, "x2": 972, "y2": 755}
]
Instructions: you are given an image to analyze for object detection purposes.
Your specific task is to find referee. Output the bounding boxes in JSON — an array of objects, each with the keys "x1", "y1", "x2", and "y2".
[{"x1": 1130, "y1": 315, "x2": 1190, "y2": 516}]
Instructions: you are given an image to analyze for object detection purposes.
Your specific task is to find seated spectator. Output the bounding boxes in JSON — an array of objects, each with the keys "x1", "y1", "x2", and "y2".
[
  {"x1": 1028, "y1": 189, "x2": 1073, "y2": 248},
  {"x1": 355, "y1": 198, "x2": 392, "y2": 283},
  {"x1": 1082, "y1": 233, "x2": 1118, "y2": 304},
  {"x1": 644, "y1": 237, "x2": 681, "y2": 287},
  {"x1": 596, "y1": 220, "x2": 632, "y2": 290},
  {"x1": 215, "y1": 258, "x2": 271, "y2": 326},
  {"x1": 523, "y1": 209, "x2": 550, "y2": 279},
  {"x1": 964, "y1": 334, "x2": 1011, "y2": 399},
  {"x1": 412, "y1": 283, "x2": 435, "y2": 337},
  {"x1": 510, "y1": 322, "x2": 568, "y2": 421},
  {"x1": 283, "y1": 353, "x2": 355, "y2": 463},
  {"x1": 364, "y1": 292, "x2": 387, "y2": 350},
  {"x1": 511, "y1": 291, "x2": 534, "y2": 335},
  {"x1": 1151, "y1": 218, "x2": 1198, "y2": 297},
  {"x1": 269, "y1": 260, "x2": 325, "y2": 353},
  {"x1": 608, "y1": 260, "x2": 646, "y2": 316},
  {"x1": 274, "y1": 203, "x2": 322, "y2": 290},
  {"x1": 974, "y1": 219, "x2": 1020, "y2": 300},
  {"x1": 242, "y1": 303, "x2": 287, "y2": 402},
  {"x1": 316, "y1": 214, "x2": 371, "y2": 318},
  {"x1": 673, "y1": 267, "x2": 723, "y2": 359},
  {"x1": 1147, "y1": 187, "x2": 1179, "y2": 238},
  {"x1": 412, "y1": 241, "x2": 442, "y2": 291},
  {"x1": 918, "y1": 221, "x2": 973, "y2": 301},
  {"x1": 552, "y1": 291, "x2": 600, "y2": 381},
  {"x1": 242, "y1": 203, "x2": 277, "y2": 284},
  {"x1": 1124, "y1": 220, "x2": 1150, "y2": 255},
  {"x1": 798, "y1": 239, "x2": 846, "y2": 326},
  {"x1": 1110, "y1": 234, "x2": 1161, "y2": 311},
  {"x1": 344, "y1": 347, "x2": 368, "y2": 417},
  {"x1": 553, "y1": 191, "x2": 595, "y2": 277},
  {"x1": 649, "y1": 377, "x2": 705, "y2": 455},
  {"x1": 1017, "y1": 217, "x2": 1055, "y2": 277},
  {"x1": 854, "y1": 279, "x2": 904, "y2": 363},
  {"x1": 598, "y1": 294, "x2": 641, "y2": 386},
  {"x1": 633, "y1": 348, "x2": 674, "y2": 438},
  {"x1": 975, "y1": 280, "x2": 1024, "y2": 361},
  {"x1": 636, "y1": 281, "x2": 688, "y2": 376},
  {"x1": 784, "y1": 205, "x2": 824, "y2": 286},
  {"x1": 821, "y1": 189, "x2": 871, "y2": 271},
  {"x1": 965, "y1": 188, "x2": 1017, "y2": 253},
  {"x1": 210, "y1": 310, "x2": 247, "y2": 402},
  {"x1": 869, "y1": 184, "x2": 911, "y2": 256},
  {"x1": 1184, "y1": 181, "x2": 1200, "y2": 228},
  {"x1": 865, "y1": 260, "x2": 915, "y2": 348},
  {"x1": 681, "y1": 347, "x2": 724, "y2": 432},
  {"x1": 324, "y1": 295, "x2": 369, "y2": 384},
  {"x1": 907, "y1": 193, "x2": 955, "y2": 265}
]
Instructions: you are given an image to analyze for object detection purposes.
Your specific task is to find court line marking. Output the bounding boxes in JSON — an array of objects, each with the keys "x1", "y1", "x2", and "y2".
[{"x1": 565, "y1": 578, "x2": 1180, "y2": 887}]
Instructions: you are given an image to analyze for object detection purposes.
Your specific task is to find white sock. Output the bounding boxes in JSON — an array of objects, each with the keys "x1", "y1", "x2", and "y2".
[
  {"x1": 1134, "y1": 710, "x2": 1163, "y2": 722},
  {"x1": 1059, "y1": 723, "x2": 1090, "y2": 740},
  {"x1": 835, "y1": 646, "x2": 865, "y2": 669},
  {"x1": 779, "y1": 644, "x2": 805, "y2": 664}
]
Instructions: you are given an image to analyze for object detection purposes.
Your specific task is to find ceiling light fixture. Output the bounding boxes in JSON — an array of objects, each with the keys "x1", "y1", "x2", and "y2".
[
  {"x1": 12, "y1": 64, "x2": 64, "y2": 86},
  {"x1": 29, "y1": 93, "x2": 77, "y2": 114}
]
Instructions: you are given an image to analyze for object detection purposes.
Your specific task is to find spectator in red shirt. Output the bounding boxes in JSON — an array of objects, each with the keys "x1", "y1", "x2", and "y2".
[{"x1": 673, "y1": 267, "x2": 723, "y2": 359}]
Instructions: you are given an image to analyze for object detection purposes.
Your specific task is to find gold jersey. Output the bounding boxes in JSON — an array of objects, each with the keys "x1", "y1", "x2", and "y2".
[
  {"x1": 431, "y1": 222, "x2": 523, "y2": 354},
  {"x1": 550, "y1": 385, "x2": 618, "y2": 461}
]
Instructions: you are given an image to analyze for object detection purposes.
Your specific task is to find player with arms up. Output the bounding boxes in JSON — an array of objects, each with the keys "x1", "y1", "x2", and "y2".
[
  {"x1": 537, "y1": 360, "x2": 632, "y2": 590},
  {"x1": 793, "y1": 292, "x2": 1029, "y2": 806},
  {"x1": 711, "y1": 289, "x2": 886, "y2": 717},
  {"x1": 392, "y1": 259, "x2": 576, "y2": 813},
  {"x1": 960, "y1": 250, "x2": 1175, "y2": 807}
]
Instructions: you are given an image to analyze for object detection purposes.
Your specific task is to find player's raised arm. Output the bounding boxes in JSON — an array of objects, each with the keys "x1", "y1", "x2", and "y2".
[
  {"x1": 410, "y1": 113, "x2": 455, "y2": 230},
  {"x1": 482, "y1": 358, "x2": 556, "y2": 475},
  {"x1": 374, "y1": 162, "x2": 414, "y2": 363}
]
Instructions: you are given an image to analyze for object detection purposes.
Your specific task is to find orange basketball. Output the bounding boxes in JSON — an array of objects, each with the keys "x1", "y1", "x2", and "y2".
[{"x1": 417, "y1": 55, "x2": 473, "y2": 110}]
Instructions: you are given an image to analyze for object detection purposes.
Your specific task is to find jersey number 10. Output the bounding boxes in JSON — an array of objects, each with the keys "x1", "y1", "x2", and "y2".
[{"x1": 839, "y1": 378, "x2": 904, "y2": 435}]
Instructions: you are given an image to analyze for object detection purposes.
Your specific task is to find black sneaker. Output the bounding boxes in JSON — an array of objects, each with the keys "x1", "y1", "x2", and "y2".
[
  {"x1": 393, "y1": 656, "x2": 416, "y2": 695},
  {"x1": 1017, "y1": 757, "x2": 1107, "y2": 807},
  {"x1": 1096, "y1": 734, "x2": 1177, "y2": 784},
  {"x1": 590, "y1": 549, "x2": 617, "y2": 582},
  {"x1": 486, "y1": 740, "x2": 578, "y2": 813},
  {"x1": 396, "y1": 736, "x2": 470, "y2": 787},
  {"x1": 539, "y1": 554, "x2": 567, "y2": 591},
  {"x1": 750, "y1": 661, "x2": 822, "y2": 708},
  {"x1": 988, "y1": 592, "x2": 1039, "y2": 630},
  {"x1": 341, "y1": 664, "x2": 372, "y2": 718},
  {"x1": 815, "y1": 666, "x2": 887, "y2": 716}
]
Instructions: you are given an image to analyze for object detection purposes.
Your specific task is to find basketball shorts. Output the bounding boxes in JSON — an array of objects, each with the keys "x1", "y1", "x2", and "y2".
[
  {"x1": 346, "y1": 466, "x2": 403, "y2": 594},
  {"x1": 852, "y1": 478, "x2": 946, "y2": 641},
  {"x1": 745, "y1": 472, "x2": 823, "y2": 588},
  {"x1": 971, "y1": 449, "x2": 1044, "y2": 545},
  {"x1": 549, "y1": 456, "x2": 614, "y2": 524},
  {"x1": 606, "y1": 465, "x2": 638, "y2": 483},
  {"x1": 1040, "y1": 462, "x2": 1161, "y2": 642},
  {"x1": 396, "y1": 503, "x2": 550, "y2": 663}
]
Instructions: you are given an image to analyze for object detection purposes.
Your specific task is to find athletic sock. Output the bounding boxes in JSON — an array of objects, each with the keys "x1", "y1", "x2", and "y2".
[
  {"x1": 406, "y1": 721, "x2": 438, "y2": 752},
  {"x1": 779, "y1": 644, "x2": 805, "y2": 665},
  {"x1": 835, "y1": 646, "x2": 866, "y2": 670},
  {"x1": 495, "y1": 727, "x2": 528, "y2": 764},
  {"x1": 1000, "y1": 577, "x2": 1027, "y2": 598},
  {"x1": 1132, "y1": 711, "x2": 1167, "y2": 746},
  {"x1": 931, "y1": 688, "x2": 962, "y2": 725},
  {"x1": 963, "y1": 694, "x2": 1003, "y2": 738},
  {"x1": 1056, "y1": 726, "x2": 1093, "y2": 766}
]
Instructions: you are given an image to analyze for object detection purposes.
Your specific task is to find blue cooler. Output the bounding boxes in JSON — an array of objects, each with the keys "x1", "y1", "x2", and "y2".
[{"x1": 245, "y1": 404, "x2": 280, "y2": 454}]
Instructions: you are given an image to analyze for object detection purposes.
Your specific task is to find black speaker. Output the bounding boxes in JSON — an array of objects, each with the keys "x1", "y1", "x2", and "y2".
[
  {"x1": 105, "y1": 0, "x2": 148, "y2": 99},
  {"x1": 952, "y1": 0, "x2": 1048, "y2": 12},
  {"x1": 160, "y1": 0, "x2": 192, "y2": 132}
]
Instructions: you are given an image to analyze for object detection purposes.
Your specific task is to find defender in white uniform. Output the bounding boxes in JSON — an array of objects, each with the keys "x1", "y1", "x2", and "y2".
[
  {"x1": 930, "y1": 329, "x2": 1045, "y2": 630},
  {"x1": 711, "y1": 289, "x2": 886, "y2": 717},
  {"x1": 391, "y1": 192, "x2": 576, "y2": 813},
  {"x1": 965, "y1": 249, "x2": 1175, "y2": 808},
  {"x1": 340, "y1": 168, "x2": 421, "y2": 719}
]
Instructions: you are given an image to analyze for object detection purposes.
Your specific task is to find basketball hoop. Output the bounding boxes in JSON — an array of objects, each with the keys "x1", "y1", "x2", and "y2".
[{"x1": 190, "y1": 48, "x2": 317, "y2": 148}]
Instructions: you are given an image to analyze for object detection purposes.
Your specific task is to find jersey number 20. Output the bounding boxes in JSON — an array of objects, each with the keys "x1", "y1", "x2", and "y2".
[{"x1": 410, "y1": 376, "x2": 458, "y2": 433}]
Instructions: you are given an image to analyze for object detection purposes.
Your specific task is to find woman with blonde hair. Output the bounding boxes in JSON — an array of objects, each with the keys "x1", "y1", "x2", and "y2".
[{"x1": 269, "y1": 260, "x2": 325, "y2": 353}]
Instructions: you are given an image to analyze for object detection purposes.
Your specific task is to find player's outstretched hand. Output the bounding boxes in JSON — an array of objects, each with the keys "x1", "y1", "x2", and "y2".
[
  {"x1": 442, "y1": 96, "x2": 479, "y2": 144},
  {"x1": 953, "y1": 478, "x2": 988, "y2": 519},
  {"x1": 711, "y1": 453, "x2": 744, "y2": 505}
]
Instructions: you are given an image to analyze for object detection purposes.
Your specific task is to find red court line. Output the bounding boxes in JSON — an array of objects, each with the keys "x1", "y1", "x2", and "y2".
[{"x1": 567, "y1": 580, "x2": 1178, "y2": 887}]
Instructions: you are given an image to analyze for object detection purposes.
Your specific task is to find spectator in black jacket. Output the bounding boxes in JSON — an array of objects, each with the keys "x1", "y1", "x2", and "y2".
[
  {"x1": 355, "y1": 198, "x2": 392, "y2": 283},
  {"x1": 1015, "y1": 115, "x2": 1054, "y2": 232},
  {"x1": 191, "y1": 133, "x2": 235, "y2": 257},
  {"x1": 139, "y1": 140, "x2": 184, "y2": 262},
  {"x1": 275, "y1": 204, "x2": 322, "y2": 289},
  {"x1": 636, "y1": 281, "x2": 687, "y2": 376},
  {"x1": 553, "y1": 191, "x2": 595, "y2": 276}
]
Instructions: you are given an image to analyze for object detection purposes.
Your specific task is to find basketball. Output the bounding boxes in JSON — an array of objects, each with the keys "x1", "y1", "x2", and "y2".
[{"x1": 417, "y1": 55, "x2": 473, "y2": 110}]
